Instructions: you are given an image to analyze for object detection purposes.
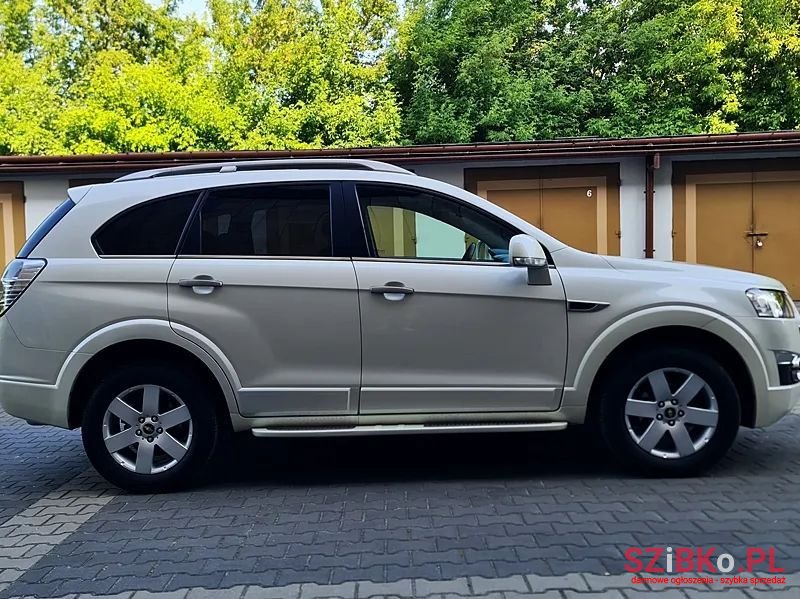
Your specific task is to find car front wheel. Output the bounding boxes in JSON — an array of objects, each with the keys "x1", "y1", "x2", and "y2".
[{"x1": 598, "y1": 346, "x2": 740, "y2": 476}]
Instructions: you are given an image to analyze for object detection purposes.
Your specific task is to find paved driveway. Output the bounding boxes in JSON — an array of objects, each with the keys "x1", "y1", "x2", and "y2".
[{"x1": 1, "y1": 404, "x2": 800, "y2": 599}]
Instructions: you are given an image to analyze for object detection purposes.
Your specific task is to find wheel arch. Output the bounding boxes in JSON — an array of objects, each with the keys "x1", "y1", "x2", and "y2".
[
  {"x1": 68, "y1": 338, "x2": 236, "y2": 430},
  {"x1": 585, "y1": 325, "x2": 758, "y2": 428}
]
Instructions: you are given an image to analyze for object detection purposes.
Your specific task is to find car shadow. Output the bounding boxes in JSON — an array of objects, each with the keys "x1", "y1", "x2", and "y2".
[
  {"x1": 201, "y1": 422, "x2": 794, "y2": 489},
  {"x1": 207, "y1": 427, "x2": 609, "y2": 488}
]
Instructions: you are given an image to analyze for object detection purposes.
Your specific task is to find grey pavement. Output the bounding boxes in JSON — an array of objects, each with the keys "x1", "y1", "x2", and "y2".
[
  {"x1": 0, "y1": 409, "x2": 87, "y2": 527},
  {"x1": 1, "y1": 403, "x2": 800, "y2": 598}
]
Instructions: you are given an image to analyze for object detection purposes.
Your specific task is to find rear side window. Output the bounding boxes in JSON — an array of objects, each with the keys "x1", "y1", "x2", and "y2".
[
  {"x1": 18, "y1": 199, "x2": 75, "y2": 258},
  {"x1": 93, "y1": 193, "x2": 198, "y2": 256},
  {"x1": 182, "y1": 184, "x2": 332, "y2": 257}
]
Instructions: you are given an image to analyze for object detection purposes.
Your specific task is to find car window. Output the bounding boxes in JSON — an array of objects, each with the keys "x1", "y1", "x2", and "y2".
[
  {"x1": 189, "y1": 184, "x2": 332, "y2": 257},
  {"x1": 93, "y1": 192, "x2": 198, "y2": 256},
  {"x1": 355, "y1": 184, "x2": 516, "y2": 262}
]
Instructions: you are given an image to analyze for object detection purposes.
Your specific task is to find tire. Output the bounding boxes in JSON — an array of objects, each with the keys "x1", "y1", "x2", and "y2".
[
  {"x1": 82, "y1": 361, "x2": 219, "y2": 493},
  {"x1": 597, "y1": 345, "x2": 740, "y2": 476}
]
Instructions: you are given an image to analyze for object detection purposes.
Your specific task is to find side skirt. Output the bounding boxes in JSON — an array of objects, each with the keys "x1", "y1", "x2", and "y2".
[{"x1": 252, "y1": 421, "x2": 567, "y2": 437}]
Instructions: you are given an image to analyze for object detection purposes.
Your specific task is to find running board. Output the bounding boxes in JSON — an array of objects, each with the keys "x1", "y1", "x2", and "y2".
[{"x1": 251, "y1": 422, "x2": 567, "y2": 438}]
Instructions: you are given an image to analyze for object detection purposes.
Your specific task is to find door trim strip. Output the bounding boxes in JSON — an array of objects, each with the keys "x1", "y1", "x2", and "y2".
[{"x1": 238, "y1": 387, "x2": 354, "y2": 417}]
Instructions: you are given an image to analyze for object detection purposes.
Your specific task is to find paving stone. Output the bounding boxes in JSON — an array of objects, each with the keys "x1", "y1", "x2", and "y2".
[
  {"x1": 185, "y1": 587, "x2": 245, "y2": 598},
  {"x1": 300, "y1": 582, "x2": 357, "y2": 598},
  {"x1": 581, "y1": 573, "x2": 636, "y2": 591},
  {"x1": 414, "y1": 578, "x2": 470, "y2": 596},
  {"x1": 526, "y1": 573, "x2": 589, "y2": 592},
  {"x1": 563, "y1": 592, "x2": 626, "y2": 599},
  {"x1": 356, "y1": 580, "x2": 414, "y2": 598},
  {"x1": 623, "y1": 590, "x2": 687, "y2": 599},
  {"x1": 243, "y1": 583, "x2": 301, "y2": 599},
  {"x1": 132, "y1": 591, "x2": 189, "y2": 599},
  {"x1": 683, "y1": 591, "x2": 751, "y2": 598},
  {"x1": 468, "y1": 575, "x2": 527, "y2": 594}
]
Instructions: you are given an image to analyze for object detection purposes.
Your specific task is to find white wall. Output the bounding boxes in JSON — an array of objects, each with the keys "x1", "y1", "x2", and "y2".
[
  {"x1": 618, "y1": 157, "x2": 646, "y2": 258},
  {"x1": 21, "y1": 177, "x2": 70, "y2": 236},
  {"x1": 653, "y1": 157, "x2": 674, "y2": 260},
  {"x1": 412, "y1": 163, "x2": 464, "y2": 188}
]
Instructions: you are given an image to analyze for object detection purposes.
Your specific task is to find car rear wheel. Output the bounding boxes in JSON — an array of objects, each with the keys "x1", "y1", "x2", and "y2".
[
  {"x1": 598, "y1": 346, "x2": 740, "y2": 476},
  {"x1": 82, "y1": 361, "x2": 219, "y2": 493}
]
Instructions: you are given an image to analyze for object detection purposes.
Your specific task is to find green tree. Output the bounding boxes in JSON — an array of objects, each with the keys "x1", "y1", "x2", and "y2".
[
  {"x1": 584, "y1": 0, "x2": 742, "y2": 136},
  {"x1": 391, "y1": 0, "x2": 594, "y2": 143},
  {"x1": 3, "y1": 0, "x2": 800, "y2": 154},
  {"x1": 210, "y1": 0, "x2": 400, "y2": 149},
  {"x1": 734, "y1": 0, "x2": 800, "y2": 131},
  {"x1": 0, "y1": 53, "x2": 64, "y2": 154},
  {"x1": 0, "y1": 0, "x2": 401, "y2": 154},
  {"x1": 0, "y1": 0, "x2": 229, "y2": 154},
  {"x1": 392, "y1": 0, "x2": 800, "y2": 142}
]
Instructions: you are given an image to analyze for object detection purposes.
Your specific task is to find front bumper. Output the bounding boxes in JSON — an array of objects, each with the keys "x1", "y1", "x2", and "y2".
[{"x1": 758, "y1": 382, "x2": 800, "y2": 428}]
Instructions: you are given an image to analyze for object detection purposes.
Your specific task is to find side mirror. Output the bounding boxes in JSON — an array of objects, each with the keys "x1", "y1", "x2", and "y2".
[{"x1": 509, "y1": 234, "x2": 551, "y2": 286}]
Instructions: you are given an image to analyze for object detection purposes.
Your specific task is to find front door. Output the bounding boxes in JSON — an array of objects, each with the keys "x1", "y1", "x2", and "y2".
[
  {"x1": 350, "y1": 183, "x2": 568, "y2": 415},
  {"x1": 168, "y1": 182, "x2": 361, "y2": 417}
]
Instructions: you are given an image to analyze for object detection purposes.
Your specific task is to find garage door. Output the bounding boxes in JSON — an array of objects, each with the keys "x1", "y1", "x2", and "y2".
[
  {"x1": 0, "y1": 183, "x2": 26, "y2": 268},
  {"x1": 681, "y1": 171, "x2": 800, "y2": 298},
  {"x1": 477, "y1": 177, "x2": 607, "y2": 254}
]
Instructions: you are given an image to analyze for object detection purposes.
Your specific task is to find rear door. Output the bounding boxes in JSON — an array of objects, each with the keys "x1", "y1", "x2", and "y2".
[{"x1": 168, "y1": 182, "x2": 361, "y2": 418}]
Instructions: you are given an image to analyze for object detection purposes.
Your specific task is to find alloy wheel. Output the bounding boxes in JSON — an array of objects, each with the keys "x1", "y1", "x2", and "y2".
[
  {"x1": 102, "y1": 385, "x2": 194, "y2": 475},
  {"x1": 624, "y1": 368, "x2": 719, "y2": 459}
]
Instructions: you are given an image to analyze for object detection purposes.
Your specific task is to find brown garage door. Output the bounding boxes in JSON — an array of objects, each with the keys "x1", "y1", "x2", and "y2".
[
  {"x1": 0, "y1": 183, "x2": 26, "y2": 268},
  {"x1": 479, "y1": 177, "x2": 607, "y2": 254},
  {"x1": 680, "y1": 171, "x2": 800, "y2": 297}
]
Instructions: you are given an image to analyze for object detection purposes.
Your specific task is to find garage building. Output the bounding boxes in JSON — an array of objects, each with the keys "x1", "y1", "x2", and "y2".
[{"x1": 2, "y1": 131, "x2": 800, "y2": 294}]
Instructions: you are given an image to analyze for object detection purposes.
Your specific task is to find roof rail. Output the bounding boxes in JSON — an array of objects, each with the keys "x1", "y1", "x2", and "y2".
[{"x1": 114, "y1": 158, "x2": 412, "y2": 182}]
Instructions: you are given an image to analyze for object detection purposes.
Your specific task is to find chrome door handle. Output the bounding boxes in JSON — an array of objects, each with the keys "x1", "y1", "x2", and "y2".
[
  {"x1": 179, "y1": 276, "x2": 223, "y2": 295},
  {"x1": 370, "y1": 282, "x2": 414, "y2": 301}
]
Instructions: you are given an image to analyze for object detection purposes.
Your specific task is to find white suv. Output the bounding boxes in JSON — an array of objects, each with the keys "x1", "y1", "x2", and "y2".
[{"x1": 2, "y1": 159, "x2": 799, "y2": 492}]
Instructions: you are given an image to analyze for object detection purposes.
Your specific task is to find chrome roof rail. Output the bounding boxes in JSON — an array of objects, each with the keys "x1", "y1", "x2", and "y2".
[{"x1": 114, "y1": 158, "x2": 412, "y2": 182}]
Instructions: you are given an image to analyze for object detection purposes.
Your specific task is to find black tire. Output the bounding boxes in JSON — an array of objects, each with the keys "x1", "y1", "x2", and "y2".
[
  {"x1": 82, "y1": 361, "x2": 219, "y2": 493},
  {"x1": 597, "y1": 345, "x2": 740, "y2": 476}
]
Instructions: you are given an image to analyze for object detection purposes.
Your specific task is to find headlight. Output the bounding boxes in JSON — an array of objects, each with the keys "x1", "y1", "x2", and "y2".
[{"x1": 746, "y1": 288, "x2": 796, "y2": 318}]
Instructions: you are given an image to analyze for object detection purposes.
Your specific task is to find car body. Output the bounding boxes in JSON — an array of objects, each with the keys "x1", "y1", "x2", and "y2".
[{"x1": 1, "y1": 159, "x2": 799, "y2": 491}]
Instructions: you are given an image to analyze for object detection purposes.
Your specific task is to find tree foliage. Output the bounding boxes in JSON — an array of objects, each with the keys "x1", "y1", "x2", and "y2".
[
  {"x1": 0, "y1": 0, "x2": 399, "y2": 154},
  {"x1": 393, "y1": 0, "x2": 800, "y2": 143},
  {"x1": 1, "y1": 0, "x2": 800, "y2": 154}
]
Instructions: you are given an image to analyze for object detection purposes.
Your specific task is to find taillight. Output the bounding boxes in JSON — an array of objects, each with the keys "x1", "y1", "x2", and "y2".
[{"x1": 1, "y1": 259, "x2": 46, "y2": 316}]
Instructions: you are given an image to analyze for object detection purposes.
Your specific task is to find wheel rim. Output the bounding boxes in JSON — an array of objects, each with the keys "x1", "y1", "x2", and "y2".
[
  {"x1": 624, "y1": 368, "x2": 719, "y2": 460},
  {"x1": 102, "y1": 385, "x2": 193, "y2": 475}
]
